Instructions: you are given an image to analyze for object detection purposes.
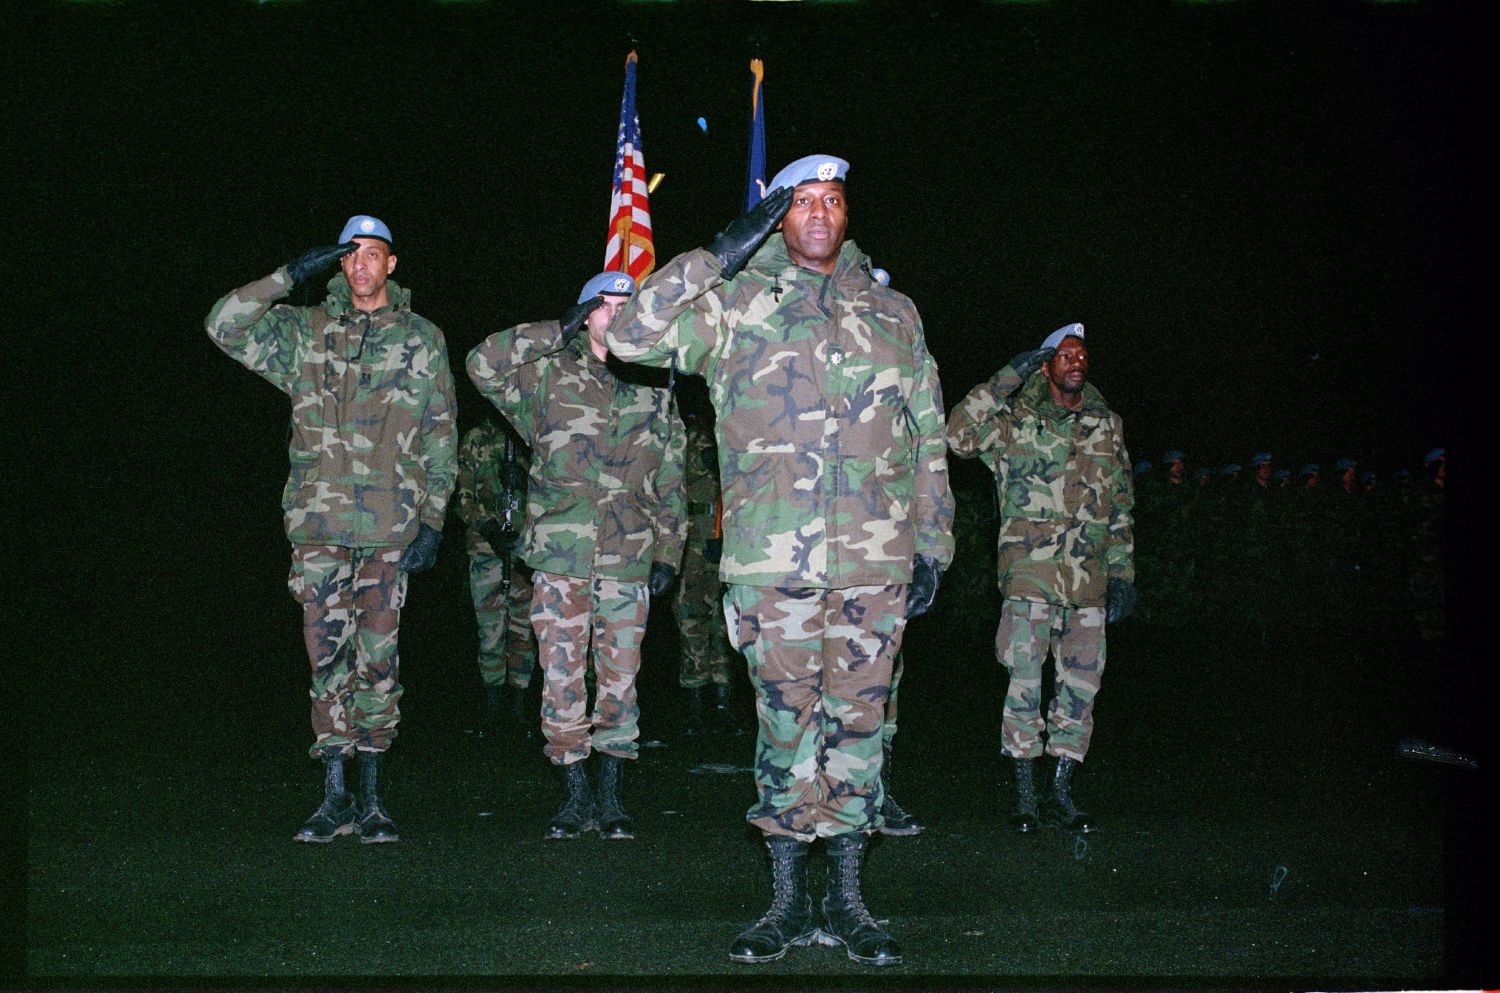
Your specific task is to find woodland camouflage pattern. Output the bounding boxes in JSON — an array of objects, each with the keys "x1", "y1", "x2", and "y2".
[
  {"x1": 605, "y1": 236, "x2": 954, "y2": 589},
  {"x1": 674, "y1": 417, "x2": 735, "y2": 688},
  {"x1": 466, "y1": 322, "x2": 685, "y2": 584},
  {"x1": 456, "y1": 420, "x2": 529, "y2": 556},
  {"x1": 206, "y1": 268, "x2": 457, "y2": 547},
  {"x1": 725, "y1": 583, "x2": 905, "y2": 839},
  {"x1": 946, "y1": 362, "x2": 1133, "y2": 607},
  {"x1": 458, "y1": 422, "x2": 537, "y2": 687}
]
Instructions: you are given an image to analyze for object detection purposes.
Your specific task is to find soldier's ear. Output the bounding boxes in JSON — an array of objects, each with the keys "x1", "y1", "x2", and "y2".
[{"x1": 386, "y1": 253, "x2": 398, "y2": 275}]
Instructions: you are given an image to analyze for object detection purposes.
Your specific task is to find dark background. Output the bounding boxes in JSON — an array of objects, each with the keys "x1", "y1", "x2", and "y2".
[{"x1": 12, "y1": 0, "x2": 1486, "y2": 988}]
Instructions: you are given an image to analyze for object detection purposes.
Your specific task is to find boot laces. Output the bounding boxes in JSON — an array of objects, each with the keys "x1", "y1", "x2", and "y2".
[{"x1": 834, "y1": 854, "x2": 879, "y2": 929}]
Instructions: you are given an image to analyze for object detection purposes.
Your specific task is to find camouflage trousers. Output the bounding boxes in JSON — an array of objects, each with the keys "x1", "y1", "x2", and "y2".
[
  {"x1": 672, "y1": 539, "x2": 734, "y2": 689},
  {"x1": 467, "y1": 551, "x2": 538, "y2": 689},
  {"x1": 288, "y1": 544, "x2": 407, "y2": 759},
  {"x1": 725, "y1": 583, "x2": 907, "y2": 840},
  {"x1": 880, "y1": 652, "x2": 905, "y2": 751},
  {"x1": 531, "y1": 569, "x2": 649, "y2": 766},
  {"x1": 996, "y1": 598, "x2": 1107, "y2": 762}
]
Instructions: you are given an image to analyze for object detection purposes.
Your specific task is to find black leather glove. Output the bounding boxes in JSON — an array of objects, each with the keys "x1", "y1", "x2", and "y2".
[
  {"x1": 648, "y1": 562, "x2": 677, "y2": 597},
  {"x1": 905, "y1": 554, "x2": 942, "y2": 619},
  {"x1": 285, "y1": 242, "x2": 357, "y2": 286},
  {"x1": 1007, "y1": 346, "x2": 1057, "y2": 380},
  {"x1": 398, "y1": 523, "x2": 442, "y2": 573},
  {"x1": 707, "y1": 185, "x2": 794, "y2": 279},
  {"x1": 703, "y1": 537, "x2": 723, "y2": 566},
  {"x1": 478, "y1": 520, "x2": 517, "y2": 557},
  {"x1": 1106, "y1": 578, "x2": 1137, "y2": 623},
  {"x1": 560, "y1": 296, "x2": 604, "y2": 343}
]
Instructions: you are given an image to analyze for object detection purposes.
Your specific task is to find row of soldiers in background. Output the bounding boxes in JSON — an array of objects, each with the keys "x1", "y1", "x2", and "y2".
[
  {"x1": 1127, "y1": 446, "x2": 1446, "y2": 642},
  {"x1": 454, "y1": 392, "x2": 926, "y2": 837}
]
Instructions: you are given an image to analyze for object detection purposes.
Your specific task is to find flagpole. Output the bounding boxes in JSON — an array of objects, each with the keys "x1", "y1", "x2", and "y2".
[{"x1": 617, "y1": 51, "x2": 637, "y2": 271}]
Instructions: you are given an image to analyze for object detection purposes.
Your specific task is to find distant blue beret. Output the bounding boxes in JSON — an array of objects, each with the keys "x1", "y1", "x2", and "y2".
[
  {"x1": 871, "y1": 267, "x2": 891, "y2": 286},
  {"x1": 1359, "y1": 470, "x2": 1377, "y2": 483},
  {"x1": 1299, "y1": 463, "x2": 1320, "y2": 476},
  {"x1": 1162, "y1": 450, "x2": 1185, "y2": 463},
  {"x1": 1424, "y1": 447, "x2": 1446, "y2": 463},
  {"x1": 1273, "y1": 469, "x2": 1292, "y2": 480},
  {"x1": 339, "y1": 214, "x2": 393, "y2": 245},
  {"x1": 577, "y1": 271, "x2": 636, "y2": 304},
  {"x1": 1334, "y1": 458, "x2": 1358, "y2": 471},
  {"x1": 1040, "y1": 322, "x2": 1085, "y2": 351},
  {"x1": 1193, "y1": 468, "x2": 1211, "y2": 480},
  {"x1": 1250, "y1": 451, "x2": 1273, "y2": 466},
  {"x1": 1393, "y1": 467, "x2": 1411, "y2": 480},
  {"x1": 1133, "y1": 460, "x2": 1153, "y2": 475},
  {"x1": 768, "y1": 154, "x2": 849, "y2": 192},
  {"x1": 1220, "y1": 464, "x2": 1242, "y2": 476}
]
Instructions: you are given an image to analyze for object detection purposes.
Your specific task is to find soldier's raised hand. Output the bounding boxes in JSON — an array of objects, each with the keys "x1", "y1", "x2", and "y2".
[
  {"x1": 707, "y1": 185, "x2": 794, "y2": 279},
  {"x1": 285, "y1": 242, "x2": 357, "y2": 286},
  {"x1": 1006, "y1": 346, "x2": 1057, "y2": 380},
  {"x1": 560, "y1": 295, "x2": 605, "y2": 342}
]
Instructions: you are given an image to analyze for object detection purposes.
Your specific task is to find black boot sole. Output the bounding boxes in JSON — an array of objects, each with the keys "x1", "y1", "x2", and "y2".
[
  {"x1": 727, "y1": 930, "x2": 820, "y2": 963},
  {"x1": 292, "y1": 824, "x2": 356, "y2": 843},
  {"x1": 813, "y1": 929, "x2": 903, "y2": 967}
]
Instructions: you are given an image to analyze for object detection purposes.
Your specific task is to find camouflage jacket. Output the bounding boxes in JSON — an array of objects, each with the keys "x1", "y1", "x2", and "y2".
[
  {"x1": 946, "y1": 363, "x2": 1134, "y2": 607},
  {"x1": 206, "y1": 268, "x2": 457, "y2": 548},
  {"x1": 456, "y1": 420, "x2": 530, "y2": 557},
  {"x1": 466, "y1": 321, "x2": 686, "y2": 584},
  {"x1": 606, "y1": 235, "x2": 955, "y2": 589}
]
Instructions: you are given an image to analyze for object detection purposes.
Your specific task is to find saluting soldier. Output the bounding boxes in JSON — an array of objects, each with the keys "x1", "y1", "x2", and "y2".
[
  {"x1": 608, "y1": 155, "x2": 954, "y2": 967},
  {"x1": 206, "y1": 215, "x2": 457, "y2": 845},
  {"x1": 468, "y1": 271, "x2": 685, "y2": 842},
  {"x1": 947, "y1": 323, "x2": 1134, "y2": 836}
]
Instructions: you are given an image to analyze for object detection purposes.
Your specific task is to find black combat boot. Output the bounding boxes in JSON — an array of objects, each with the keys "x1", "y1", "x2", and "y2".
[
  {"x1": 1007, "y1": 756, "x2": 1040, "y2": 833},
  {"x1": 293, "y1": 754, "x2": 357, "y2": 843},
  {"x1": 714, "y1": 682, "x2": 747, "y2": 735},
  {"x1": 1038, "y1": 755, "x2": 1092, "y2": 833},
  {"x1": 481, "y1": 681, "x2": 503, "y2": 734},
  {"x1": 682, "y1": 685, "x2": 706, "y2": 736},
  {"x1": 355, "y1": 751, "x2": 399, "y2": 843},
  {"x1": 877, "y1": 742, "x2": 923, "y2": 836},
  {"x1": 727, "y1": 836, "x2": 817, "y2": 963},
  {"x1": 593, "y1": 753, "x2": 635, "y2": 840},
  {"x1": 820, "y1": 833, "x2": 902, "y2": 966},
  {"x1": 545, "y1": 760, "x2": 594, "y2": 840}
]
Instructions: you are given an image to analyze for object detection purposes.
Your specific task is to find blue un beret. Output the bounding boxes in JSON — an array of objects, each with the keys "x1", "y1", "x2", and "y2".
[
  {"x1": 578, "y1": 271, "x2": 636, "y2": 304},
  {"x1": 768, "y1": 154, "x2": 849, "y2": 192},
  {"x1": 1424, "y1": 447, "x2": 1446, "y2": 463},
  {"x1": 1040, "y1": 322, "x2": 1085, "y2": 351},
  {"x1": 1162, "y1": 450, "x2": 1185, "y2": 464},
  {"x1": 339, "y1": 214, "x2": 393, "y2": 246},
  {"x1": 1133, "y1": 460, "x2": 1154, "y2": 475},
  {"x1": 1334, "y1": 458, "x2": 1358, "y2": 471},
  {"x1": 1250, "y1": 451, "x2": 1273, "y2": 466}
]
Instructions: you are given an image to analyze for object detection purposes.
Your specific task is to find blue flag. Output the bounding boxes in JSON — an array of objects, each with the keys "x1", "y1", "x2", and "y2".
[{"x1": 744, "y1": 58, "x2": 766, "y2": 211}]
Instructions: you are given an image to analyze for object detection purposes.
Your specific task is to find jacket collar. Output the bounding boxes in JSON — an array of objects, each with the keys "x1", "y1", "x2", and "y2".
[
  {"x1": 323, "y1": 273, "x2": 412, "y2": 320},
  {"x1": 746, "y1": 233, "x2": 876, "y2": 287},
  {"x1": 1017, "y1": 370, "x2": 1111, "y2": 419}
]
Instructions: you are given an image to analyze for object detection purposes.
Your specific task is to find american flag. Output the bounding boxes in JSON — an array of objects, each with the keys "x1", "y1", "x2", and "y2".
[
  {"x1": 604, "y1": 50, "x2": 654, "y2": 280},
  {"x1": 744, "y1": 58, "x2": 767, "y2": 212}
]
